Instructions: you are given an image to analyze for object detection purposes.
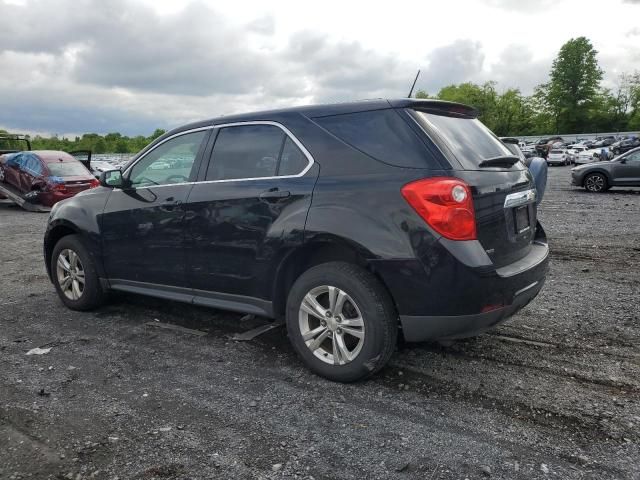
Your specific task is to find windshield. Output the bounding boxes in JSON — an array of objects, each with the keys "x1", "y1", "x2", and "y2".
[
  {"x1": 47, "y1": 161, "x2": 90, "y2": 177},
  {"x1": 413, "y1": 111, "x2": 512, "y2": 169}
]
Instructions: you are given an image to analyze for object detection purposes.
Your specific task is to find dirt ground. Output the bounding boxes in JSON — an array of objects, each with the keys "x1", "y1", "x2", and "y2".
[{"x1": 1, "y1": 166, "x2": 639, "y2": 480}]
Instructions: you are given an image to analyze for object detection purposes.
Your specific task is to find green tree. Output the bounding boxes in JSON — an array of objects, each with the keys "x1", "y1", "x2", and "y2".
[{"x1": 544, "y1": 37, "x2": 603, "y2": 133}]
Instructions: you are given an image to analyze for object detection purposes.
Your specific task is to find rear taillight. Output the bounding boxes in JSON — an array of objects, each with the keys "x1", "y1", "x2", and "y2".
[
  {"x1": 401, "y1": 177, "x2": 476, "y2": 241},
  {"x1": 89, "y1": 178, "x2": 100, "y2": 188},
  {"x1": 51, "y1": 183, "x2": 68, "y2": 193}
]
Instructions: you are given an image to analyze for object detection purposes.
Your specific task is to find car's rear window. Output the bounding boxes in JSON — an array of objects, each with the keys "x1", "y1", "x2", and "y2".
[
  {"x1": 47, "y1": 161, "x2": 90, "y2": 177},
  {"x1": 550, "y1": 149, "x2": 563, "y2": 154},
  {"x1": 313, "y1": 109, "x2": 441, "y2": 168},
  {"x1": 412, "y1": 111, "x2": 512, "y2": 169}
]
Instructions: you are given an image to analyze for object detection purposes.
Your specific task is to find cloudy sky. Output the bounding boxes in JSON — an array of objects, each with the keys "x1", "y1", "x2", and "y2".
[{"x1": 1, "y1": 0, "x2": 639, "y2": 136}]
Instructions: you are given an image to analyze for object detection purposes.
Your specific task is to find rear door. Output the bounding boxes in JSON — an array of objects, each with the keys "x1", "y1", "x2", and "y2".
[
  {"x1": 184, "y1": 122, "x2": 317, "y2": 305},
  {"x1": 410, "y1": 109, "x2": 538, "y2": 268},
  {"x1": 101, "y1": 129, "x2": 210, "y2": 289}
]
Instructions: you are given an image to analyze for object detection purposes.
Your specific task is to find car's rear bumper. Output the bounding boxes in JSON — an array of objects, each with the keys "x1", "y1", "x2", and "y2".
[
  {"x1": 372, "y1": 223, "x2": 549, "y2": 342},
  {"x1": 400, "y1": 275, "x2": 545, "y2": 341}
]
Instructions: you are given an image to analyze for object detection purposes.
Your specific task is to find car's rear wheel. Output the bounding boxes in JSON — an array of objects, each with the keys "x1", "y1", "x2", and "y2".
[
  {"x1": 286, "y1": 262, "x2": 397, "y2": 382},
  {"x1": 51, "y1": 234, "x2": 105, "y2": 310},
  {"x1": 584, "y1": 173, "x2": 608, "y2": 193}
]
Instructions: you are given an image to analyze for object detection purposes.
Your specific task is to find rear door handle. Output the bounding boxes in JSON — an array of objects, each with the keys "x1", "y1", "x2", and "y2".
[{"x1": 259, "y1": 189, "x2": 290, "y2": 201}]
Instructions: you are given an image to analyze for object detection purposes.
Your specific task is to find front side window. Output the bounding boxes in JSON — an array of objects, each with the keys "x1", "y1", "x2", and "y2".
[
  {"x1": 129, "y1": 130, "x2": 206, "y2": 187},
  {"x1": 625, "y1": 151, "x2": 640, "y2": 163}
]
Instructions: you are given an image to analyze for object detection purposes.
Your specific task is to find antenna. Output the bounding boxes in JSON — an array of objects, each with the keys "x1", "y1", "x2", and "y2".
[{"x1": 407, "y1": 70, "x2": 420, "y2": 98}]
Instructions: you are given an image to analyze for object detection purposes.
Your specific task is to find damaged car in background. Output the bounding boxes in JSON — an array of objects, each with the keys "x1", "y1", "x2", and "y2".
[{"x1": 0, "y1": 150, "x2": 99, "y2": 209}]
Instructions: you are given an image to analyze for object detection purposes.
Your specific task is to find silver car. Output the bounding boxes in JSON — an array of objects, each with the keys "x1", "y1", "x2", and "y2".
[{"x1": 571, "y1": 147, "x2": 640, "y2": 192}]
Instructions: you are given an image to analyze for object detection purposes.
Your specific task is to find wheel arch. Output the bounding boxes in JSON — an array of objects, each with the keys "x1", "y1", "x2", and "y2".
[
  {"x1": 44, "y1": 220, "x2": 88, "y2": 281},
  {"x1": 582, "y1": 168, "x2": 612, "y2": 186},
  {"x1": 270, "y1": 237, "x2": 397, "y2": 318}
]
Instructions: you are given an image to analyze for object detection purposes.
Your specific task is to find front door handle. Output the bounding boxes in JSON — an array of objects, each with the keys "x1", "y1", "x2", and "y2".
[
  {"x1": 259, "y1": 189, "x2": 290, "y2": 202},
  {"x1": 160, "y1": 198, "x2": 183, "y2": 210}
]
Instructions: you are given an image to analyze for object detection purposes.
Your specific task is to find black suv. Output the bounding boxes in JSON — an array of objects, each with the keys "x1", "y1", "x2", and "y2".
[{"x1": 44, "y1": 99, "x2": 549, "y2": 382}]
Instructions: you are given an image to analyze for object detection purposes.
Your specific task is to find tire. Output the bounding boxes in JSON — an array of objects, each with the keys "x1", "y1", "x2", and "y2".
[
  {"x1": 584, "y1": 173, "x2": 608, "y2": 193},
  {"x1": 51, "y1": 234, "x2": 105, "y2": 311},
  {"x1": 285, "y1": 262, "x2": 397, "y2": 382}
]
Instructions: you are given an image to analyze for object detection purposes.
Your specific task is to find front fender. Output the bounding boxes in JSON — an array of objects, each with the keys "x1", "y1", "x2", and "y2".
[{"x1": 44, "y1": 188, "x2": 110, "y2": 279}]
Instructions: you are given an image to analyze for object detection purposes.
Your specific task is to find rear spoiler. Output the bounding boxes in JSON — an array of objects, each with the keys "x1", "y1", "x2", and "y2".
[{"x1": 388, "y1": 99, "x2": 478, "y2": 119}]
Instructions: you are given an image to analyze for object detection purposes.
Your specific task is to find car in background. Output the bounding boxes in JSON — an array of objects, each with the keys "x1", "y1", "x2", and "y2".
[
  {"x1": 547, "y1": 149, "x2": 571, "y2": 166},
  {"x1": 89, "y1": 160, "x2": 117, "y2": 177},
  {"x1": 535, "y1": 136, "x2": 564, "y2": 158},
  {"x1": 575, "y1": 147, "x2": 612, "y2": 165},
  {"x1": 0, "y1": 151, "x2": 99, "y2": 207},
  {"x1": 611, "y1": 137, "x2": 640, "y2": 156},
  {"x1": 567, "y1": 144, "x2": 588, "y2": 162},
  {"x1": 592, "y1": 136, "x2": 616, "y2": 148},
  {"x1": 572, "y1": 147, "x2": 640, "y2": 192}
]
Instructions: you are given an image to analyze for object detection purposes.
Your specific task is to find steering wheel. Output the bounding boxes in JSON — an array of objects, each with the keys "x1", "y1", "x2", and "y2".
[{"x1": 166, "y1": 174, "x2": 189, "y2": 184}]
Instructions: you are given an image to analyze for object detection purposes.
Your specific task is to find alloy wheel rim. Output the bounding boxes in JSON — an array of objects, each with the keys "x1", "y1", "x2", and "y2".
[
  {"x1": 56, "y1": 249, "x2": 85, "y2": 301},
  {"x1": 586, "y1": 175, "x2": 604, "y2": 192},
  {"x1": 298, "y1": 285, "x2": 365, "y2": 365}
]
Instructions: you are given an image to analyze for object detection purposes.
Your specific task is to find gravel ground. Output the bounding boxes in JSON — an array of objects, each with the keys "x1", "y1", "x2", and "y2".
[{"x1": 1, "y1": 166, "x2": 639, "y2": 480}]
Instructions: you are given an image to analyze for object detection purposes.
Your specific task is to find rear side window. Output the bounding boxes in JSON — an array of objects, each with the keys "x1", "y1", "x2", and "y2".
[
  {"x1": 207, "y1": 125, "x2": 284, "y2": 181},
  {"x1": 278, "y1": 137, "x2": 307, "y2": 176},
  {"x1": 314, "y1": 109, "x2": 436, "y2": 168},
  {"x1": 414, "y1": 111, "x2": 512, "y2": 169}
]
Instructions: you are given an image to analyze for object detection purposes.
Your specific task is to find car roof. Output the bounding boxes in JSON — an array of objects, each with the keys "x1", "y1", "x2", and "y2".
[{"x1": 166, "y1": 98, "x2": 477, "y2": 136}]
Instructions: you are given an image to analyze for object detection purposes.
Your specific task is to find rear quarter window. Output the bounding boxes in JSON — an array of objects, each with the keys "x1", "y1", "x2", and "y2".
[{"x1": 313, "y1": 109, "x2": 441, "y2": 168}]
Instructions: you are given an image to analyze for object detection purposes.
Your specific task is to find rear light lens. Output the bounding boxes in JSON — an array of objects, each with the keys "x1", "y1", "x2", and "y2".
[
  {"x1": 401, "y1": 177, "x2": 477, "y2": 241},
  {"x1": 89, "y1": 178, "x2": 100, "y2": 188},
  {"x1": 51, "y1": 183, "x2": 68, "y2": 193}
]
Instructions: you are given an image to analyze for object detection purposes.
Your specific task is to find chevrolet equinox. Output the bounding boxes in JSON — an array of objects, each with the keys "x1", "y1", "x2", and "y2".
[{"x1": 44, "y1": 99, "x2": 549, "y2": 382}]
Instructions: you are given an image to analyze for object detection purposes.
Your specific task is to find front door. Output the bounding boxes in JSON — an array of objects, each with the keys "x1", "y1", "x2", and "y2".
[
  {"x1": 101, "y1": 129, "x2": 210, "y2": 289},
  {"x1": 611, "y1": 151, "x2": 640, "y2": 185},
  {"x1": 185, "y1": 123, "x2": 317, "y2": 306}
]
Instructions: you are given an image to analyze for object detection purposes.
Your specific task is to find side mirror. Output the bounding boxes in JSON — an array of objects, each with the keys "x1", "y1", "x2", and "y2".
[
  {"x1": 100, "y1": 169, "x2": 125, "y2": 188},
  {"x1": 619, "y1": 158, "x2": 626, "y2": 164}
]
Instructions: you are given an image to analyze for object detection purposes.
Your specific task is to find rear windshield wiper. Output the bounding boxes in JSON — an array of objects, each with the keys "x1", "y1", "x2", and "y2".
[{"x1": 478, "y1": 155, "x2": 521, "y2": 168}]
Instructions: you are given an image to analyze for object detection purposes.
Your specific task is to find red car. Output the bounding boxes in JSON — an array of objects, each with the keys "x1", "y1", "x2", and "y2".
[{"x1": 0, "y1": 150, "x2": 99, "y2": 207}]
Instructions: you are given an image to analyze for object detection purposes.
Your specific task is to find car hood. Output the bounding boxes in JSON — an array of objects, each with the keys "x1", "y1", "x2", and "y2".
[{"x1": 572, "y1": 161, "x2": 614, "y2": 171}]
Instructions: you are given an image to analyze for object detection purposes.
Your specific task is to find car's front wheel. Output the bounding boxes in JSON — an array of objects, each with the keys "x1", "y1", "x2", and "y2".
[
  {"x1": 286, "y1": 262, "x2": 397, "y2": 382},
  {"x1": 51, "y1": 234, "x2": 105, "y2": 310},
  {"x1": 584, "y1": 173, "x2": 608, "y2": 193}
]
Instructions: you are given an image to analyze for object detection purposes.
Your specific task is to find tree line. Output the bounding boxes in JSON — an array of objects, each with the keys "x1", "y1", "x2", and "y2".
[{"x1": 416, "y1": 37, "x2": 640, "y2": 137}]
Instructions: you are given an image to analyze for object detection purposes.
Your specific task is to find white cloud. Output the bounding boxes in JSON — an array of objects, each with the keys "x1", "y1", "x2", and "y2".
[{"x1": 0, "y1": 0, "x2": 638, "y2": 136}]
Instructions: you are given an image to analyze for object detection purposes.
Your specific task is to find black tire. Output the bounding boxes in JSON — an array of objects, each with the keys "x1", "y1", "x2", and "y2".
[
  {"x1": 51, "y1": 234, "x2": 105, "y2": 311},
  {"x1": 286, "y1": 262, "x2": 397, "y2": 382},
  {"x1": 584, "y1": 173, "x2": 608, "y2": 193}
]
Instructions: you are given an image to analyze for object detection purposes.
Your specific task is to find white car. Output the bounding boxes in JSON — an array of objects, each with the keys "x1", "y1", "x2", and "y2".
[
  {"x1": 575, "y1": 148, "x2": 610, "y2": 165},
  {"x1": 149, "y1": 161, "x2": 171, "y2": 170},
  {"x1": 547, "y1": 149, "x2": 571, "y2": 166}
]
